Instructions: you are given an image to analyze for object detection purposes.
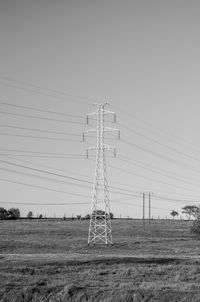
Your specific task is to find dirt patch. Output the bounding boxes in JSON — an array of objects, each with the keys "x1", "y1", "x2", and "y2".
[
  {"x1": 61, "y1": 256, "x2": 183, "y2": 266},
  {"x1": 22, "y1": 256, "x2": 184, "y2": 268}
]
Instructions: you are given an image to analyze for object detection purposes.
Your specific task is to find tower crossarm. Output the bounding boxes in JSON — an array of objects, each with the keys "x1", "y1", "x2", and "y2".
[
  {"x1": 83, "y1": 127, "x2": 120, "y2": 142},
  {"x1": 103, "y1": 127, "x2": 118, "y2": 132},
  {"x1": 88, "y1": 144, "x2": 115, "y2": 151},
  {"x1": 86, "y1": 102, "x2": 117, "y2": 125},
  {"x1": 84, "y1": 128, "x2": 97, "y2": 133}
]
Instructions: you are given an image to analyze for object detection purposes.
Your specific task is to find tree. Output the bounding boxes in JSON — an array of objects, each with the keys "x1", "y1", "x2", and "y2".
[
  {"x1": 170, "y1": 210, "x2": 178, "y2": 220},
  {"x1": 39, "y1": 214, "x2": 43, "y2": 219},
  {"x1": 0, "y1": 207, "x2": 8, "y2": 220},
  {"x1": 182, "y1": 205, "x2": 200, "y2": 220},
  {"x1": 110, "y1": 212, "x2": 114, "y2": 219},
  {"x1": 8, "y1": 208, "x2": 20, "y2": 220},
  {"x1": 92, "y1": 210, "x2": 114, "y2": 219},
  {"x1": 27, "y1": 211, "x2": 33, "y2": 219}
]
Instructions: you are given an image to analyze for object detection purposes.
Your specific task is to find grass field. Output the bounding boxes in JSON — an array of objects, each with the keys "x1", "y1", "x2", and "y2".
[{"x1": 1, "y1": 218, "x2": 200, "y2": 301}]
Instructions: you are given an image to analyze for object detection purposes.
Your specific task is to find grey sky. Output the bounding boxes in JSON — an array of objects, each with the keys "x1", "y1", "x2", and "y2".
[{"x1": 1, "y1": 0, "x2": 200, "y2": 218}]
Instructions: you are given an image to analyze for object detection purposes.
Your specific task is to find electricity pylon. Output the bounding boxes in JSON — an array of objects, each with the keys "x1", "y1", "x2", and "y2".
[{"x1": 84, "y1": 102, "x2": 119, "y2": 245}]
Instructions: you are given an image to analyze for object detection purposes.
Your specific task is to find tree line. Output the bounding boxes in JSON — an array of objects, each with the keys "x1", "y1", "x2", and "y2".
[
  {"x1": 0, "y1": 207, "x2": 20, "y2": 220},
  {"x1": 1, "y1": 204, "x2": 199, "y2": 221},
  {"x1": 0, "y1": 208, "x2": 114, "y2": 220}
]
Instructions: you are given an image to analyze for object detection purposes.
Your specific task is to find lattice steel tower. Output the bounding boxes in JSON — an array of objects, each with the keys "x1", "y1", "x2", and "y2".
[{"x1": 84, "y1": 103, "x2": 119, "y2": 245}]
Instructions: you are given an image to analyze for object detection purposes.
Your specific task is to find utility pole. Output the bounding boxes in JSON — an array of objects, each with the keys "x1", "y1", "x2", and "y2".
[
  {"x1": 84, "y1": 102, "x2": 119, "y2": 245},
  {"x1": 149, "y1": 192, "x2": 151, "y2": 227},
  {"x1": 143, "y1": 192, "x2": 145, "y2": 230}
]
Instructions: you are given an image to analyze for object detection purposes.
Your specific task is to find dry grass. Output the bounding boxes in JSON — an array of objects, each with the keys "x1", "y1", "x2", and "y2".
[{"x1": 1, "y1": 218, "x2": 200, "y2": 301}]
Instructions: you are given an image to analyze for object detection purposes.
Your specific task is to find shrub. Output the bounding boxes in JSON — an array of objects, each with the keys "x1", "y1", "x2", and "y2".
[
  {"x1": 191, "y1": 218, "x2": 200, "y2": 235},
  {"x1": 8, "y1": 208, "x2": 20, "y2": 220},
  {"x1": 27, "y1": 211, "x2": 33, "y2": 219},
  {"x1": 0, "y1": 207, "x2": 8, "y2": 220}
]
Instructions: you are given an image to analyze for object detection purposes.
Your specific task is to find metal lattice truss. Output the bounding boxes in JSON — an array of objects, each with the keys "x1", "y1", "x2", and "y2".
[{"x1": 85, "y1": 103, "x2": 119, "y2": 245}]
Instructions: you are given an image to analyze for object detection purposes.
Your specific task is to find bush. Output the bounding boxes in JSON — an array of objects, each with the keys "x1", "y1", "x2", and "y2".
[
  {"x1": 191, "y1": 218, "x2": 200, "y2": 235},
  {"x1": 0, "y1": 207, "x2": 8, "y2": 220},
  {"x1": 8, "y1": 208, "x2": 20, "y2": 220},
  {"x1": 27, "y1": 211, "x2": 33, "y2": 219}
]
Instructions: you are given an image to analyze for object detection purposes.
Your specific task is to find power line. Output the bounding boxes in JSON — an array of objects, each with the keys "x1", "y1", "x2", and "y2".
[
  {"x1": 118, "y1": 122, "x2": 200, "y2": 164},
  {"x1": 0, "y1": 178, "x2": 90, "y2": 198},
  {"x1": 120, "y1": 138, "x2": 200, "y2": 174},
  {"x1": 5, "y1": 155, "x2": 146, "y2": 196},
  {"x1": 152, "y1": 193, "x2": 200, "y2": 204},
  {"x1": 113, "y1": 103, "x2": 200, "y2": 153},
  {"x1": 117, "y1": 154, "x2": 200, "y2": 188},
  {"x1": 0, "y1": 110, "x2": 84, "y2": 125},
  {"x1": 0, "y1": 200, "x2": 90, "y2": 206},
  {"x1": 0, "y1": 167, "x2": 92, "y2": 190},
  {"x1": 1, "y1": 166, "x2": 142, "y2": 199},
  {"x1": 0, "y1": 75, "x2": 96, "y2": 102},
  {"x1": 0, "y1": 149, "x2": 84, "y2": 156},
  {"x1": 0, "y1": 171, "x2": 190, "y2": 210},
  {"x1": 0, "y1": 101, "x2": 86, "y2": 120},
  {"x1": 6, "y1": 154, "x2": 93, "y2": 178},
  {"x1": 0, "y1": 79, "x2": 93, "y2": 105},
  {"x1": 0, "y1": 196, "x2": 175, "y2": 210},
  {"x1": 0, "y1": 132, "x2": 82, "y2": 143},
  {"x1": 0, "y1": 159, "x2": 93, "y2": 185},
  {"x1": 0, "y1": 123, "x2": 82, "y2": 137},
  {"x1": 111, "y1": 200, "x2": 172, "y2": 211},
  {"x1": 0, "y1": 160, "x2": 144, "y2": 198},
  {"x1": 0, "y1": 164, "x2": 77, "y2": 189},
  {"x1": 107, "y1": 162, "x2": 200, "y2": 194},
  {"x1": 0, "y1": 100, "x2": 198, "y2": 209},
  {"x1": 0, "y1": 154, "x2": 86, "y2": 159},
  {"x1": 86, "y1": 157, "x2": 200, "y2": 199}
]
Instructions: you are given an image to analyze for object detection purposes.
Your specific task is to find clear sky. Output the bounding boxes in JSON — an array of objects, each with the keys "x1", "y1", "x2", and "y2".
[{"x1": 1, "y1": 0, "x2": 200, "y2": 219}]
